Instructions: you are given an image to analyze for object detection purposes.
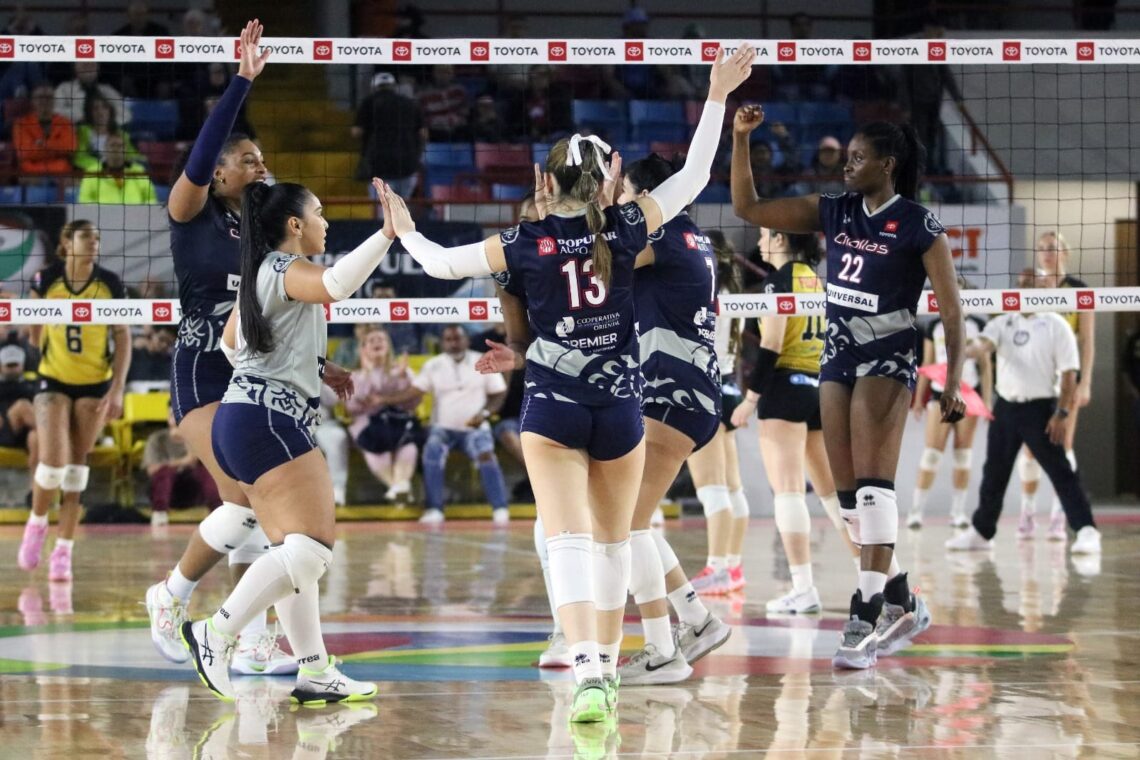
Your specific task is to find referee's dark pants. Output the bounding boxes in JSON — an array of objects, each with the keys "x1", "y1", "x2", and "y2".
[{"x1": 973, "y1": 396, "x2": 1096, "y2": 540}]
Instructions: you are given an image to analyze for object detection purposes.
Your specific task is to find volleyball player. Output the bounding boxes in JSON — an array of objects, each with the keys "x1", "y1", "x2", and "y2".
[
  {"x1": 16, "y1": 220, "x2": 130, "y2": 581},
  {"x1": 909, "y1": 299, "x2": 990, "y2": 529},
  {"x1": 381, "y1": 44, "x2": 755, "y2": 720},
  {"x1": 143, "y1": 21, "x2": 294, "y2": 676},
  {"x1": 1016, "y1": 231, "x2": 1094, "y2": 540},
  {"x1": 609, "y1": 153, "x2": 732, "y2": 685},
  {"x1": 181, "y1": 179, "x2": 391, "y2": 704},
  {"x1": 730, "y1": 105, "x2": 966, "y2": 669},
  {"x1": 730, "y1": 228, "x2": 860, "y2": 614},
  {"x1": 685, "y1": 230, "x2": 750, "y2": 596}
]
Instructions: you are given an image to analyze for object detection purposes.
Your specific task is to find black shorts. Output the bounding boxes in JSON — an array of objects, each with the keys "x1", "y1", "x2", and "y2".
[
  {"x1": 355, "y1": 409, "x2": 422, "y2": 454},
  {"x1": 720, "y1": 376, "x2": 742, "y2": 432},
  {"x1": 36, "y1": 376, "x2": 111, "y2": 400},
  {"x1": 757, "y1": 370, "x2": 821, "y2": 431}
]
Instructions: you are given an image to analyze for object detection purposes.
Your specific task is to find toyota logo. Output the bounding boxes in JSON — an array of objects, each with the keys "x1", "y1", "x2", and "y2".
[
  {"x1": 626, "y1": 43, "x2": 640, "y2": 55},
  {"x1": 155, "y1": 306, "x2": 170, "y2": 317},
  {"x1": 1078, "y1": 293, "x2": 1093, "y2": 306},
  {"x1": 472, "y1": 304, "x2": 486, "y2": 316},
  {"x1": 473, "y1": 45, "x2": 486, "y2": 56},
  {"x1": 316, "y1": 44, "x2": 330, "y2": 56},
  {"x1": 1004, "y1": 295, "x2": 1018, "y2": 307},
  {"x1": 0, "y1": 43, "x2": 11, "y2": 55},
  {"x1": 0, "y1": 305, "x2": 9, "y2": 319},
  {"x1": 855, "y1": 44, "x2": 870, "y2": 57},
  {"x1": 158, "y1": 43, "x2": 172, "y2": 54},
  {"x1": 550, "y1": 45, "x2": 564, "y2": 57},
  {"x1": 395, "y1": 44, "x2": 409, "y2": 56},
  {"x1": 779, "y1": 45, "x2": 793, "y2": 57},
  {"x1": 391, "y1": 305, "x2": 408, "y2": 317},
  {"x1": 78, "y1": 42, "x2": 93, "y2": 54},
  {"x1": 1005, "y1": 45, "x2": 1018, "y2": 57},
  {"x1": 1079, "y1": 45, "x2": 1092, "y2": 56},
  {"x1": 703, "y1": 44, "x2": 718, "y2": 58},
  {"x1": 75, "y1": 306, "x2": 90, "y2": 318}
]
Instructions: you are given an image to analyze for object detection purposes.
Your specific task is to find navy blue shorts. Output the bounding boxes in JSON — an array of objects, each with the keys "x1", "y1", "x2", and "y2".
[
  {"x1": 171, "y1": 343, "x2": 233, "y2": 424},
  {"x1": 211, "y1": 402, "x2": 317, "y2": 484},
  {"x1": 520, "y1": 393, "x2": 643, "y2": 461},
  {"x1": 643, "y1": 402, "x2": 719, "y2": 451},
  {"x1": 820, "y1": 328, "x2": 918, "y2": 392}
]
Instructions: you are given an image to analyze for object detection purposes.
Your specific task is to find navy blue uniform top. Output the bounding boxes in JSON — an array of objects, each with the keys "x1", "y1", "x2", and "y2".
[
  {"x1": 818, "y1": 192, "x2": 945, "y2": 351},
  {"x1": 634, "y1": 213, "x2": 720, "y2": 416},
  {"x1": 499, "y1": 202, "x2": 649, "y2": 406},
  {"x1": 170, "y1": 196, "x2": 241, "y2": 352}
]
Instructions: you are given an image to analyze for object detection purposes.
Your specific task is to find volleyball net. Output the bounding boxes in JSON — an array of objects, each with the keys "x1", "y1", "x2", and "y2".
[{"x1": 0, "y1": 36, "x2": 1138, "y2": 324}]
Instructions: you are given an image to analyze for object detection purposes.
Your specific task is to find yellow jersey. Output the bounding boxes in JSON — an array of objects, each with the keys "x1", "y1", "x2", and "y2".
[
  {"x1": 31, "y1": 262, "x2": 125, "y2": 385},
  {"x1": 763, "y1": 261, "x2": 825, "y2": 374},
  {"x1": 1057, "y1": 274, "x2": 1087, "y2": 334}
]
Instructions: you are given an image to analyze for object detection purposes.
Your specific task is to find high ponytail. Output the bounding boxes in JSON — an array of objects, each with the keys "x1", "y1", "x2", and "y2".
[
  {"x1": 857, "y1": 121, "x2": 927, "y2": 201},
  {"x1": 238, "y1": 181, "x2": 313, "y2": 354},
  {"x1": 546, "y1": 137, "x2": 614, "y2": 287}
]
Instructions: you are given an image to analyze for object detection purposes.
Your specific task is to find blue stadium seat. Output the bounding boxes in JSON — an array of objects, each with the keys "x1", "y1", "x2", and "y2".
[
  {"x1": 695, "y1": 183, "x2": 731, "y2": 204},
  {"x1": 125, "y1": 99, "x2": 180, "y2": 141},
  {"x1": 491, "y1": 183, "x2": 527, "y2": 201},
  {"x1": 0, "y1": 186, "x2": 21, "y2": 203},
  {"x1": 531, "y1": 142, "x2": 554, "y2": 164},
  {"x1": 423, "y1": 142, "x2": 475, "y2": 187},
  {"x1": 797, "y1": 102, "x2": 852, "y2": 127},
  {"x1": 632, "y1": 123, "x2": 688, "y2": 144},
  {"x1": 629, "y1": 100, "x2": 686, "y2": 142},
  {"x1": 756, "y1": 102, "x2": 797, "y2": 129},
  {"x1": 612, "y1": 141, "x2": 649, "y2": 160},
  {"x1": 23, "y1": 184, "x2": 58, "y2": 204},
  {"x1": 155, "y1": 184, "x2": 171, "y2": 203},
  {"x1": 571, "y1": 100, "x2": 628, "y2": 142}
]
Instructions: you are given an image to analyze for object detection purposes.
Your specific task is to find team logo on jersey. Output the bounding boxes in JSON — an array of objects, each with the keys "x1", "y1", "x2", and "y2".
[
  {"x1": 1013, "y1": 329, "x2": 1030, "y2": 346},
  {"x1": 152, "y1": 302, "x2": 173, "y2": 322},
  {"x1": 469, "y1": 301, "x2": 489, "y2": 320},
  {"x1": 928, "y1": 41, "x2": 947, "y2": 61},
  {"x1": 1001, "y1": 291, "x2": 1021, "y2": 311},
  {"x1": 648, "y1": 227, "x2": 665, "y2": 242},
  {"x1": 0, "y1": 39, "x2": 13, "y2": 59},
  {"x1": 389, "y1": 301, "x2": 410, "y2": 321},
  {"x1": 555, "y1": 316, "x2": 575, "y2": 338},
  {"x1": 923, "y1": 211, "x2": 946, "y2": 236},
  {"x1": 776, "y1": 295, "x2": 796, "y2": 314},
  {"x1": 884, "y1": 220, "x2": 899, "y2": 232},
  {"x1": 548, "y1": 41, "x2": 567, "y2": 62},
  {"x1": 72, "y1": 302, "x2": 92, "y2": 323},
  {"x1": 701, "y1": 42, "x2": 720, "y2": 62},
  {"x1": 853, "y1": 42, "x2": 872, "y2": 61},
  {"x1": 500, "y1": 225, "x2": 520, "y2": 245},
  {"x1": 314, "y1": 40, "x2": 333, "y2": 61},
  {"x1": 683, "y1": 232, "x2": 699, "y2": 249},
  {"x1": 1076, "y1": 290, "x2": 1096, "y2": 310},
  {"x1": 777, "y1": 41, "x2": 796, "y2": 61},
  {"x1": 272, "y1": 255, "x2": 299, "y2": 273},
  {"x1": 1077, "y1": 42, "x2": 1095, "y2": 61},
  {"x1": 392, "y1": 40, "x2": 412, "y2": 61},
  {"x1": 537, "y1": 236, "x2": 557, "y2": 256},
  {"x1": 619, "y1": 202, "x2": 645, "y2": 227},
  {"x1": 625, "y1": 41, "x2": 644, "y2": 61},
  {"x1": 927, "y1": 293, "x2": 939, "y2": 313},
  {"x1": 0, "y1": 303, "x2": 10, "y2": 321},
  {"x1": 1003, "y1": 41, "x2": 1021, "y2": 61},
  {"x1": 155, "y1": 38, "x2": 175, "y2": 59},
  {"x1": 470, "y1": 41, "x2": 489, "y2": 61},
  {"x1": 76, "y1": 38, "x2": 95, "y2": 59}
]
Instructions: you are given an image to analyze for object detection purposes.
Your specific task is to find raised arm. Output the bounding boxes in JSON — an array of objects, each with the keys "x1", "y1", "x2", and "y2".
[{"x1": 730, "y1": 105, "x2": 820, "y2": 233}]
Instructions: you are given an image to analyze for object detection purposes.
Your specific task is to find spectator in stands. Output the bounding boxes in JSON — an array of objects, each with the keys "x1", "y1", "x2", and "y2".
[
  {"x1": 353, "y1": 72, "x2": 424, "y2": 198},
  {"x1": 77, "y1": 133, "x2": 158, "y2": 205},
  {"x1": 471, "y1": 95, "x2": 506, "y2": 143},
  {"x1": 317, "y1": 382, "x2": 350, "y2": 506},
  {"x1": 0, "y1": 343, "x2": 37, "y2": 466},
  {"x1": 368, "y1": 283, "x2": 425, "y2": 353},
  {"x1": 771, "y1": 12, "x2": 837, "y2": 100},
  {"x1": 747, "y1": 127, "x2": 798, "y2": 199},
  {"x1": 54, "y1": 63, "x2": 129, "y2": 128},
  {"x1": 115, "y1": 1, "x2": 170, "y2": 36},
  {"x1": 899, "y1": 19, "x2": 965, "y2": 176},
  {"x1": 143, "y1": 412, "x2": 220, "y2": 526},
  {"x1": 346, "y1": 327, "x2": 422, "y2": 503},
  {"x1": 418, "y1": 65, "x2": 471, "y2": 142},
  {"x1": 472, "y1": 320, "x2": 528, "y2": 499},
  {"x1": 178, "y1": 63, "x2": 256, "y2": 140},
  {"x1": 792, "y1": 135, "x2": 846, "y2": 195},
  {"x1": 488, "y1": 14, "x2": 530, "y2": 96},
  {"x1": 2, "y1": 5, "x2": 43, "y2": 35},
  {"x1": 387, "y1": 325, "x2": 509, "y2": 524},
  {"x1": 12, "y1": 83, "x2": 76, "y2": 179},
  {"x1": 127, "y1": 325, "x2": 174, "y2": 384},
  {"x1": 74, "y1": 91, "x2": 143, "y2": 173}
]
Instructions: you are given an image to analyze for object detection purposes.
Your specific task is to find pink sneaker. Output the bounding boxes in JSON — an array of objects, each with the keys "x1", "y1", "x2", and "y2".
[
  {"x1": 1016, "y1": 510, "x2": 1035, "y2": 540},
  {"x1": 17, "y1": 520, "x2": 48, "y2": 571},
  {"x1": 48, "y1": 544, "x2": 72, "y2": 582},
  {"x1": 50, "y1": 581, "x2": 73, "y2": 614},
  {"x1": 18, "y1": 587, "x2": 47, "y2": 626},
  {"x1": 728, "y1": 565, "x2": 746, "y2": 592},
  {"x1": 1048, "y1": 510, "x2": 1067, "y2": 541},
  {"x1": 690, "y1": 566, "x2": 730, "y2": 595}
]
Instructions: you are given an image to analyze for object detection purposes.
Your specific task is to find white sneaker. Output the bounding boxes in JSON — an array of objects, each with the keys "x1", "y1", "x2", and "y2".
[
  {"x1": 385, "y1": 481, "x2": 412, "y2": 502},
  {"x1": 145, "y1": 686, "x2": 189, "y2": 759},
  {"x1": 333, "y1": 486, "x2": 346, "y2": 506},
  {"x1": 906, "y1": 508, "x2": 923, "y2": 529},
  {"x1": 539, "y1": 632, "x2": 572, "y2": 668},
  {"x1": 145, "y1": 581, "x2": 190, "y2": 663},
  {"x1": 151, "y1": 510, "x2": 169, "y2": 527},
  {"x1": 949, "y1": 509, "x2": 970, "y2": 529},
  {"x1": 673, "y1": 612, "x2": 732, "y2": 665},
  {"x1": 1048, "y1": 510, "x2": 1068, "y2": 541},
  {"x1": 1070, "y1": 526, "x2": 1102, "y2": 555},
  {"x1": 232, "y1": 628, "x2": 299, "y2": 675},
  {"x1": 650, "y1": 506, "x2": 666, "y2": 532},
  {"x1": 492, "y1": 507, "x2": 511, "y2": 525},
  {"x1": 944, "y1": 527, "x2": 993, "y2": 551},
  {"x1": 294, "y1": 702, "x2": 378, "y2": 753},
  {"x1": 418, "y1": 509, "x2": 445, "y2": 525},
  {"x1": 182, "y1": 619, "x2": 237, "y2": 701},
  {"x1": 617, "y1": 643, "x2": 693, "y2": 685},
  {"x1": 765, "y1": 585, "x2": 822, "y2": 615},
  {"x1": 290, "y1": 655, "x2": 378, "y2": 705}
]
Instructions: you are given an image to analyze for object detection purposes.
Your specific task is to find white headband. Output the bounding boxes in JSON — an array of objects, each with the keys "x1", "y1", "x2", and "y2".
[{"x1": 566, "y1": 134, "x2": 612, "y2": 180}]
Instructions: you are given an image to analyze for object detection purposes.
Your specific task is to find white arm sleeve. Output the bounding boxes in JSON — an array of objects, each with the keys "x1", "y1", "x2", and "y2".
[
  {"x1": 401, "y1": 232, "x2": 492, "y2": 280},
  {"x1": 321, "y1": 228, "x2": 394, "y2": 302},
  {"x1": 646, "y1": 99, "x2": 726, "y2": 223}
]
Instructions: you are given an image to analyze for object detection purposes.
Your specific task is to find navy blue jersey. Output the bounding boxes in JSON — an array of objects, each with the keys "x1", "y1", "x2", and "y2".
[
  {"x1": 170, "y1": 196, "x2": 241, "y2": 352},
  {"x1": 634, "y1": 213, "x2": 720, "y2": 416},
  {"x1": 499, "y1": 202, "x2": 648, "y2": 406}
]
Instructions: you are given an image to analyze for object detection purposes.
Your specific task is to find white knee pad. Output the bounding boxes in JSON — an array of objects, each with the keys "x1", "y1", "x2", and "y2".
[
  {"x1": 819, "y1": 493, "x2": 844, "y2": 532},
  {"x1": 628, "y1": 530, "x2": 666, "y2": 605},
  {"x1": 229, "y1": 526, "x2": 271, "y2": 565},
  {"x1": 546, "y1": 533, "x2": 594, "y2": 609},
  {"x1": 34, "y1": 463, "x2": 66, "y2": 491},
  {"x1": 856, "y1": 484, "x2": 899, "y2": 546},
  {"x1": 729, "y1": 488, "x2": 749, "y2": 519},
  {"x1": 534, "y1": 516, "x2": 548, "y2": 568},
  {"x1": 275, "y1": 533, "x2": 333, "y2": 593},
  {"x1": 651, "y1": 528, "x2": 680, "y2": 574},
  {"x1": 198, "y1": 501, "x2": 258, "y2": 554},
  {"x1": 697, "y1": 485, "x2": 733, "y2": 517},
  {"x1": 773, "y1": 492, "x2": 811, "y2": 534},
  {"x1": 1065, "y1": 449, "x2": 1077, "y2": 472},
  {"x1": 592, "y1": 538, "x2": 630, "y2": 612},
  {"x1": 953, "y1": 448, "x2": 973, "y2": 470},
  {"x1": 61, "y1": 464, "x2": 90, "y2": 492},
  {"x1": 919, "y1": 447, "x2": 943, "y2": 471},
  {"x1": 1017, "y1": 451, "x2": 1041, "y2": 482}
]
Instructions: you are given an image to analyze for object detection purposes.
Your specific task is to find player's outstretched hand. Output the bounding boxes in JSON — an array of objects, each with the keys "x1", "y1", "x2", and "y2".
[
  {"x1": 600, "y1": 151, "x2": 622, "y2": 208},
  {"x1": 475, "y1": 340, "x2": 521, "y2": 373},
  {"x1": 733, "y1": 104, "x2": 765, "y2": 136},
  {"x1": 709, "y1": 43, "x2": 756, "y2": 102},
  {"x1": 379, "y1": 182, "x2": 416, "y2": 237},
  {"x1": 371, "y1": 178, "x2": 396, "y2": 239},
  {"x1": 237, "y1": 20, "x2": 270, "y2": 81}
]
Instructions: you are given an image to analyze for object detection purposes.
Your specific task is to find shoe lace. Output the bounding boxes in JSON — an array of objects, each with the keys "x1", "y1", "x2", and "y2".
[
  {"x1": 842, "y1": 619, "x2": 873, "y2": 647},
  {"x1": 249, "y1": 626, "x2": 285, "y2": 663},
  {"x1": 626, "y1": 644, "x2": 657, "y2": 668}
]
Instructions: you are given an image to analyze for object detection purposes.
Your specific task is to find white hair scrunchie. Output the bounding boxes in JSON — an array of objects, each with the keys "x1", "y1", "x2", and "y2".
[{"x1": 566, "y1": 134, "x2": 612, "y2": 180}]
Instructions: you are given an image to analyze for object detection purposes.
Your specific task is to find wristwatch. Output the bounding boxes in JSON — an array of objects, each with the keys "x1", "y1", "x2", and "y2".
[{"x1": 1054, "y1": 407, "x2": 1070, "y2": 419}]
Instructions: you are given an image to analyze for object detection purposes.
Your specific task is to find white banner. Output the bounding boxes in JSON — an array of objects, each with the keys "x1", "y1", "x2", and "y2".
[{"x1": 930, "y1": 203, "x2": 1022, "y2": 286}]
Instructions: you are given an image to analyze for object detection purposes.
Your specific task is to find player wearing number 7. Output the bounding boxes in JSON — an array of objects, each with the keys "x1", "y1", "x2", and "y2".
[
  {"x1": 730, "y1": 106, "x2": 967, "y2": 669},
  {"x1": 381, "y1": 45, "x2": 756, "y2": 722}
]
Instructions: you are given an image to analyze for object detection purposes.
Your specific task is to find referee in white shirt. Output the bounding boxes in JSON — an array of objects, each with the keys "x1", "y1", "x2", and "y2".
[{"x1": 945, "y1": 311, "x2": 1101, "y2": 554}]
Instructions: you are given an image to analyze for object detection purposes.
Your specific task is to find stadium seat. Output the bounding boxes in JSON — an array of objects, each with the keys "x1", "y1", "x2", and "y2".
[
  {"x1": 531, "y1": 142, "x2": 554, "y2": 164},
  {"x1": 491, "y1": 183, "x2": 527, "y2": 201},
  {"x1": 424, "y1": 142, "x2": 475, "y2": 188},
  {"x1": 695, "y1": 183, "x2": 731, "y2": 204},
  {"x1": 429, "y1": 183, "x2": 490, "y2": 202},
  {"x1": 474, "y1": 143, "x2": 531, "y2": 172},
  {"x1": 571, "y1": 100, "x2": 628, "y2": 143},
  {"x1": 613, "y1": 141, "x2": 649, "y2": 161},
  {"x1": 22, "y1": 184, "x2": 59, "y2": 204},
  {"x1": 0, "y1": 185, "x2": 21, "y2": 203},
  {"x1": 797, "y1": 101, "x2": 853, "y2": 143},
  {"x1": 155, "y1": 184, "x2": 171, "y2": 203},
  {"x1": 125, "y1": 99, "x2": 180, "y2": 141},
  {"x1": 755, "y1": 102, "x2": 798, "y2": 129},
  {"x1": 137, "y1": 140, "x2": 181, "y2": 185},
  {"x1": 629, "y1": 100, "x2": 686, "y2": 142}
]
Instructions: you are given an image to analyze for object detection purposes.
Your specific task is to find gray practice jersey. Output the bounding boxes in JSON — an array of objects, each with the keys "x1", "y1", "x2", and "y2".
[{"x1": 222, "y1": 252, "x2": 327, "y2": 423}]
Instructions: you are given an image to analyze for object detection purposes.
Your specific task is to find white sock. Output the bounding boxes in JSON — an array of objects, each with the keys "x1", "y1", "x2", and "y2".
[
  {"x1": 667, "y1": 583, "x2": 708, "y2": 626},
  {"x1": 789, "y1": 563, "x2": 813, "y2": 593},
  {"x1": 1051, "y1": 496, "x2": 1062, "y2": 518},
  {"x1": 598, "y1": 641, "x2": 619, "y2": 678},
  {"x1": 707, "y1": 555, "x2": 727, "y2": 571},
  {"x1": 240, "y1": 610, "x2": 268, "y2": 638},
  {"x1": 275, "y1": 580, "x2": 328, "y2": 672},
  {"x1": 858, "y1": 570, "x2": 888, "y2": 599},
  {"x1": 55, "y1": 537, "x2": 74, "y2": 550},
  {"x1": 166, "y1": 565, "x2": 198, "y2": 601},
  {"x1": 951, "y1": 488, "x2": 968, "y2": 515},
  {"x1": 28, "y1": 512, "x2": 48, "y2": 527},
  {"x1": 1020, "y1": 492, "x2": 1037, "y2": 514},
  {"x1": 912, "y1": 486, "x2": 929, "y2": 513},
  {"x1": 569, "y1": 640, "x2": 602, "y2": 683},
  {"x1": 643, "y1": 615, "x2": 675, "y2": 658},
  {"x1": 726, "y1": 554, "x2": 742, "y2": 569}
]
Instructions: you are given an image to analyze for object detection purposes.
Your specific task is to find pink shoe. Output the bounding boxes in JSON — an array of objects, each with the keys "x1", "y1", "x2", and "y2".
[
  {"x1": 48, "y1": 544, "x2": 72, "y2": 582},
  {"x1": 691, "y1": 566, "x2": 730, "y2": 595},
  {"x1": 49, "y1": 581, "x2": 73, "y2": 614},
  {"x1": 18, "y1": 587, "x2": 47, "y2": 626},
  {"x1": 728, "y1": 565, "x2": 746, "y2": 592},
  {"x1": 17, "y1": 520, "x2": 48, "y2": 571},
  {"x1": 1016, "y1": 510, "x2": 1035, "y2": 540},
  {"x1": 1047, "y1": 510, "x2": 1067, "y2": 541}
]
